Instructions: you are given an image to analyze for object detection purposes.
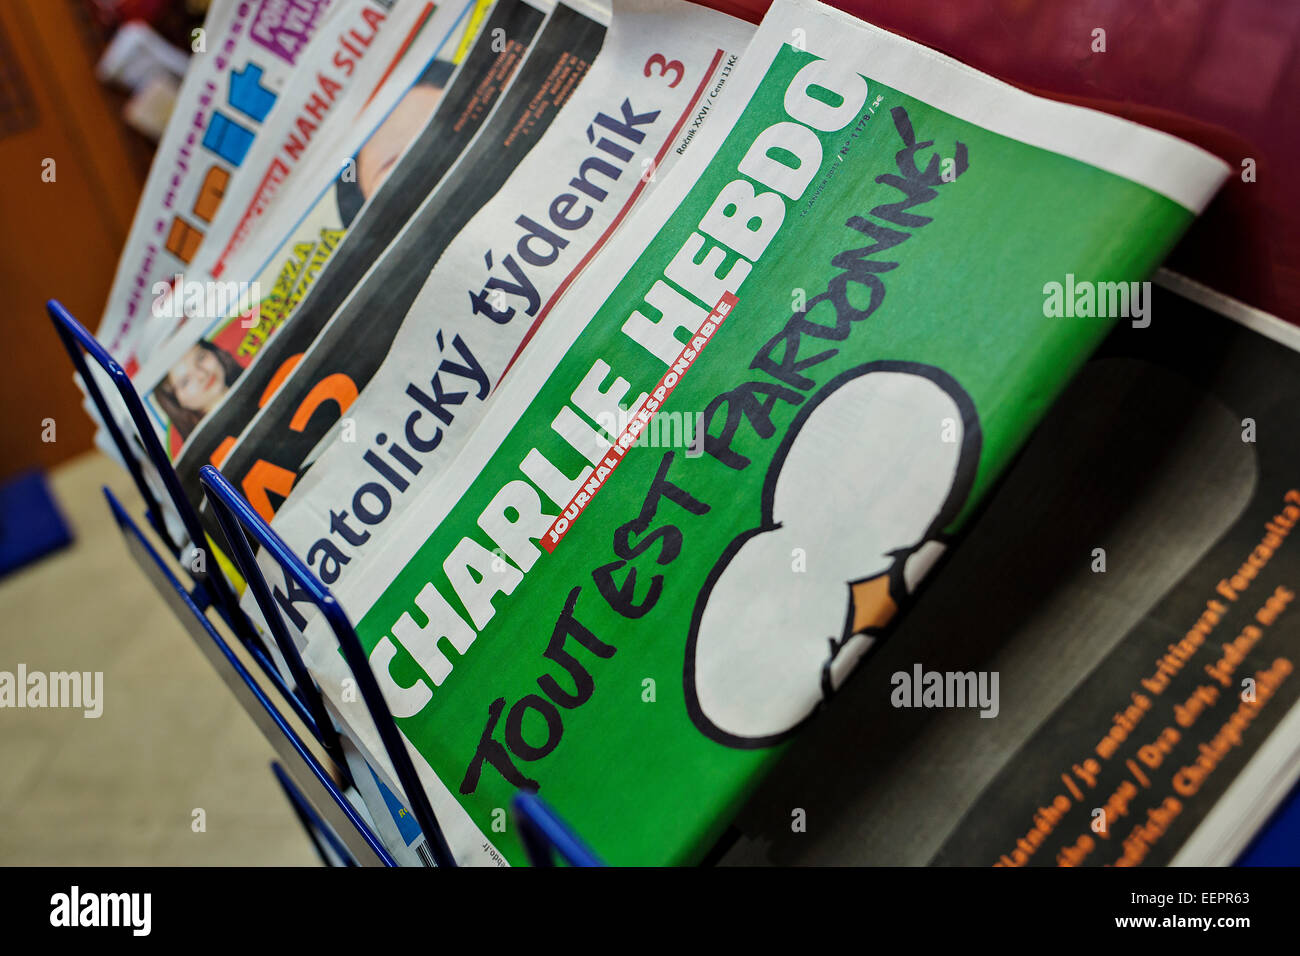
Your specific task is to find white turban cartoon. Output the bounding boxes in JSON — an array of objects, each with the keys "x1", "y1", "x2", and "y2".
[{"x1": 684, "y1": 362, "x2": 980, "y2": 747}]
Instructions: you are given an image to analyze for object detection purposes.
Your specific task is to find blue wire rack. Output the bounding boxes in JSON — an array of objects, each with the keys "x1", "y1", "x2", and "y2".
[{"x1": 47, "y1": 299, "x2": 601, "y2": 868}]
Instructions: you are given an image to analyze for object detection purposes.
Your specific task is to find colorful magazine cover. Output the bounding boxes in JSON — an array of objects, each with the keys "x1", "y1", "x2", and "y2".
[
  {"x1": 133, "y1": 0, "x2": 494, "y2": 460},
  {"x1": 129, "y1": 0, "x2": 444, "y2": 366},
  {"x1": 194, "y1": 0, "x2": 486, "y2": 284},
  {"x1": 90, "y1": 0, "x2": 446, "y2": 477},
  {"x1": 97, "y1": 0, "x2": 339, "y2": 374}
]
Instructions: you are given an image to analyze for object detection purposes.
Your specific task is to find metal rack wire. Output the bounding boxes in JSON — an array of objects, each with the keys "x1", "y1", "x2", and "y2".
[{"x1": 47, "y1": 299, "x2": 601, "y2": 867}]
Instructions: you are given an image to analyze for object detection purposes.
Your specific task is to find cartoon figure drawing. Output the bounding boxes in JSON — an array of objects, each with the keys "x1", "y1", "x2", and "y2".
[{"x1": 684, "y1": 361, "x2": 982, "y2": 748}]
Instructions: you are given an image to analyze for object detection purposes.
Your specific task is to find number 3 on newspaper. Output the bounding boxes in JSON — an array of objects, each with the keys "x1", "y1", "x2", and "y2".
[{"x1": 644, "y1": 54, "x2": 683, "y2": 88}]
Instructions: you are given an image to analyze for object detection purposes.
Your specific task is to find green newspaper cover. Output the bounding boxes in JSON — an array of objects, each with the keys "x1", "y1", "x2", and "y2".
[{"x1": 308, "y1": 0, "x2": 1230, "y2": 865}]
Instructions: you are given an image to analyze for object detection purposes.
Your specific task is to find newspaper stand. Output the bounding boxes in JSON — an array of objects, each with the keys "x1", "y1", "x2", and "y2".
[
  {"x1": 46, "y1": 299, "x2": 601, "y2": 867},
  {"x1": 46, "y1": 297, "x2": 1299, "y2": 867}
]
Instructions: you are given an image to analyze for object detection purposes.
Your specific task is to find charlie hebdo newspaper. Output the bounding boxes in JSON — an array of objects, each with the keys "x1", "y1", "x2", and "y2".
[
  {"x1": 149, "y1": 0, "x2": 550, "y2": 524},
  {"x1": 239, "y1": 0, "x2": 756, "y2": 643},
  {"x1": 132, "y1": 0, "x2": 497, "y2": 461},
  {"x1": 300, "y1": 0, "x2": 1230, "y2": 866},
  {"x1": 229, "y1": 0, "x2": 747, "y2": 864}
]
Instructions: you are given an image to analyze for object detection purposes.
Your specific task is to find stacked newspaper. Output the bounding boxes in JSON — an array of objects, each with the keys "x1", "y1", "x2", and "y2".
[{"x1": 93, "y1": 0, "x2": 1300, "y2": 868}]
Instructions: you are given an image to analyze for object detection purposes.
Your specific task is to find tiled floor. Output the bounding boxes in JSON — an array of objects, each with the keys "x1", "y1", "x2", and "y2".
[{"x1": 0, "y1": 452, "x2": 317, "y2": 865}]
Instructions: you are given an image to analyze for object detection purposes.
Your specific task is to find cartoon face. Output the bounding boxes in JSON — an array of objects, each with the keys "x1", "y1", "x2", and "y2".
[
  {"x1": 166, "y1": 343, "x2": 229, "y2": 415},
  {"x1": 684, "y1": 362, "x2": 981, "y2": 748}
]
